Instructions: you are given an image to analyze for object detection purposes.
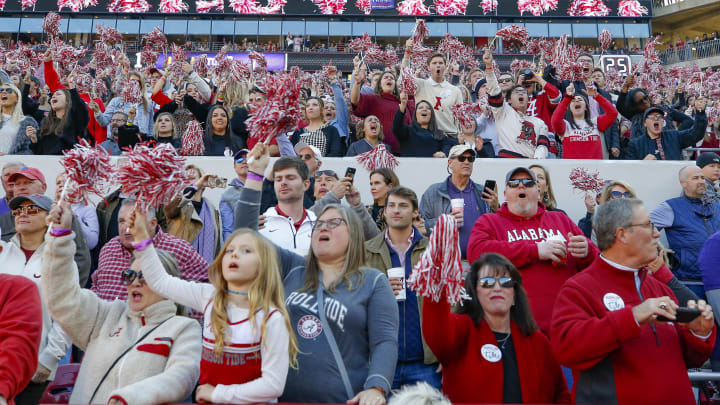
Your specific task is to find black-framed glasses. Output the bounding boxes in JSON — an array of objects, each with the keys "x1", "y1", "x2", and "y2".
[
  {"x1": 11, "y1": 204, "x2": 44, "y2": 217},
  {"x1": 313, "y1": 217, "x2": 345, "y2": 231},
  {"x1": 455, "y1": 155, "x2": 476, "y2": 163},
  {"x1": 626, "y1": 221, "x2": 657, "y2": 232},
  {"x1": 315, "y1": 170, "x2": 338, "y2": 178},
  {"x1": 610, "y1": 191, "x2": 633, "y2": 199},
  {"x1": 121, "y1": 269, "x2": 146, "y2": 286},
  {"x1": 498, "y1": 78, "x2": 513, "y2": 83},
  {"x1": 506, "y1": 179, "x2": 536, "y2": 188},
  {"x1": 479, "y1": 276, "x2": 515, "y2": 289}
]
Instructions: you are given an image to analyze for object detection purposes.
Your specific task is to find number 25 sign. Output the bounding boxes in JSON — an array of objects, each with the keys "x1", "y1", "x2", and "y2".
[{"x1": 600, "y1": 55, "x2": 632, "y2": 75}]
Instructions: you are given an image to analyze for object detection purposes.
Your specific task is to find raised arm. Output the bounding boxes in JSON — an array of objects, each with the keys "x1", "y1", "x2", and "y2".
[
  {"x1": 551, "y1": 95, "x2": 571, "y2": 138},
  {"x1": 594, "y1": 94, "x2": 618, "y2": 132}
]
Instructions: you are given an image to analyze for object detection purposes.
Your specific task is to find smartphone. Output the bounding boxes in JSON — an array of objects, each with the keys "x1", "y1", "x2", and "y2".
[
  {"x1": 345, "y1": 167, "x2": 356, "y2": 184},
  {"x1": 209, "y1": 177, "x2": 228, "y2": 188},
  {"x1": 656, "y1": 307, "x2": 701, "y2": 323},
  {"x1": 483, "y1": 180, "x2": 496, "y2": 193}
]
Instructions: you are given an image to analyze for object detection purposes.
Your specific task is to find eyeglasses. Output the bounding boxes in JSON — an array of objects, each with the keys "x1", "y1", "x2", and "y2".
[
  {"x1": 479, "y1": 276, "x2": 515, "y2": 289},
  {"x1": 610, "y1": 191, "x2": 633, "y2": 199},
  {"x1": 315, "y1": 170, "x2": 338, "y2": 178},
  {"x1": 498, "y1": 78, "x2": 513, "y2": 84},
  {"x1": 313, "y1": 217, "x2": 345, "y2": 231},
  {"x1": 300, "y1": 154, "x2": 314, "y2": 161},
  {"x1": 626, "y1": 221, "x2": 657, "y2": 232},
  {"x1": 646, "y1": 114, "x2": 664, "y2": 121},
  {"x1": 0, "y1": 88, "x2": 14, "y2": 93},
  {"x1": 512, "y1": 88, "x2": 528, "y2": 95},
  {"x1": 235, "y1": 154, "x2": 247, "y2": 163},
  {"x1": 121, "y1": 269, "x2": 146, "y2": 286},
  {"x1": 506, "y1": 179, "x2": 536, "y2": 188},
  {"x1": 11, "y1": 204, "x2": 44, "y2": 217},
  {"x1": 454, "y1": 155, "x2": 476, "y2": 163}
]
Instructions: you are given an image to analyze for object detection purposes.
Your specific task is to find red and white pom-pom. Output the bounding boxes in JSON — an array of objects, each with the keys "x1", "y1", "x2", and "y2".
[
  {"x1": 408, "y1": 214, "x2": 465, "y2": 304},
  {"x1": 517, "y1": 0, "x2": 542, "y2": 15},
  {"x1": 618, "y1": 0, "x2": 647, "y2": 16},
  {"x1": 246, "y1": 73, "x2": 302, "y2": 145},
  {"x1": 95, "y1": 24, "x2": 123, "y2": 45},
  {"x1": 42, "y1": 13, "x2": 62, "y2": 37},
  {"x1": 398, "y1": 65, "x2": 417, "y2": 96},
  {"x1": 93, "y1": 79, "x2": 108, "y2": 99},
  {"x1": 248, "y1": 51, "x2": 267, "y2": 73},
  {"x1": 180, "y1": 120, "x2": 205, "y2": 156},
  {"x1": 159, "y1": 0, "x2": 188, "y2": 11},
  {"x1": 480, "y1": 0, "x2": 497, "y2": 13},
  {"x1": 411, "y1": 19, "x2": 430, "y2": 44},
  {"x1": 121, "y1": 80, "x2": 142, "y2": 104},
  {"x1": 355, "y1": 0, "x2": 371, "y2": 14},
  {"x1": 569, "y1": 167, "x2": 605, "y2": 194},
  {"x1": 230, "y1": 0, "x2": 258, "y2": 12},
  {"x1": 397, "y1": 0, "x2": 430, "y2": 15},
  {"x1": 599, "y1": 29, "x2": 613, "y2": 51},
  {"x1": 356, "y1": 144, "x2": 399, "y2": 171},
  {"x1": 21, "y1": 0, "x2": 37, "y2": 9},
  {"x1": 567, "y1": 0, "x2": 610, "y2": 16},
  {"x1": 313, "y1": 0, "x2": 347, "y2": 14},
  {"x1": 434, "y1": 0, "x2": 467, "y2": 15},
  {"x1": 117, "y1": 143, "x2": 188, "y2": 210},
  {"x1": 451, "y1": 103, "x2": 481, "y2": 129},
  {"x1": 0, "y1": 0, "x2": 7, "y2": 9},
  {"x1": 257, "y1": 0, "x2": 283, "y2": 14},
  {"x1": 60, "y1": 139, "x2": 116, "y2": 205},
  {"x1": 107, "y1": 0, "x2": 151, "y2": 12},
  {"x1": 57, "y1": 0, "x2": 84, "y2": 12},
  {"x1": 142, "y1": 26, "x2": 167, "y2": 51},
  {"x1": 196, "y1": 0, "x2": 223, "y2": 12},
  {"x1": 348, "y1": 33, "x2": 374, "y2": 53},
  {"x1": 193, "y1": 54, "x2": 208, "y2": 77},
  {"x1": 495, "y1": 25, "x2": 529, "y2": 43},
  {"x1": 141, "y1": 47, "x2": 159, "y2": 67},
  {"x1": 168, "y1": 44, "x2": 188, "y2": 76}
]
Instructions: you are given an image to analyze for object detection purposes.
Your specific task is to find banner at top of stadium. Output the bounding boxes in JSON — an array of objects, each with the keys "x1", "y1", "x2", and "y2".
[{"x1": 0, "y1": 0, "x2": 652, "y2": 17}]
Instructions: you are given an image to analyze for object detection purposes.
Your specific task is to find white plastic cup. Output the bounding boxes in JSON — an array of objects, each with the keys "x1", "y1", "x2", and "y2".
[
  {"x1": 387, "y1": 267, "x2": 406, "y2": 301},
  {"x1": 451, "y1": 198, "x2": 464, "y2": 213}
]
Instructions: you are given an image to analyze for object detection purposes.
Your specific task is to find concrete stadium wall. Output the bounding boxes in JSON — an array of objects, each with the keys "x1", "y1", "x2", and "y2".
[{"x1": 1, "y1": 156, "x2": 695, "y2": 227}]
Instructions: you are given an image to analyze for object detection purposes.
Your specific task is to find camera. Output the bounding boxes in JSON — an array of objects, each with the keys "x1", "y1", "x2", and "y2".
[{"x1": 523, "y1": 69, "x2": 534, "y2": 79}]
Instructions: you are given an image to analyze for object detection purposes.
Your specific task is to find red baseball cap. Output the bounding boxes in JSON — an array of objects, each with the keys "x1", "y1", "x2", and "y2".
[{"x1": 9, "y1": 167, "x2": 46, "y2": 185}]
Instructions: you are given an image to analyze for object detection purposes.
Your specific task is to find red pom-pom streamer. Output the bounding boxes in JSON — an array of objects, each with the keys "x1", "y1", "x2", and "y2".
[
  {"x1": 618, "y1": 0, "x2": 648, "y2": 16},
  {"x1": 42, "y1": 13, "x2": 62, "y2": 38},
  {"x1": 21, "y1": 0, "x2": 38, "y2": 9},
  {"x1": 117, "y1": 143, "x2": 188, "y2": 210},
  {"x1": 569, "y1": 167, "x2": 605, "y2": 194},
  {"x1": 408, "y1": 214, "x2": 466, "y2": 304},
  {"x1": 121, "y1": 79, "x2": 142, "y2": 104},
  {"x1": 356, "y1": 0, "x2": 371, "y2": 14},
  {"x1": 193, "y1": 54, "x2": 209, "y2": 77},
  {"x1": 142, "y1": 26, "x2": 167, "y2": 52},
  {"x1": 567, "y1": 0, "x2": 610, "y2": 16},
  {"x1": 96, "y1": 24, "x2": 123, "y2": 45},
  {"x1": 107, "y1": 0, "x2": 151, "y2": 12},
  {"x1": 312, "y1": 0, "x2": 347, "y2": 14},
  {"x1": 437, "y1": 33, "x2": 477, "y2": 68},
  {"x1": 196, "y1": 0, "x2": 223, "y2": 12},
  {"x1": 397, "y1": 0, "x2": 430, "y2": 15},
  {"x1": 158, "y1": 0, "x2": 188, "y2": 11},
  {"x1": 434, "y1": 0, "x2": 468, "y2": 15},
  {"x1": 481, "y1": 0, "x2": 497, "y2": 13},
  {"x1": 495, "y1": 25, "x2": 529, "y2": 43},
  {"x1": 356, "y1": 144, "x2": 399, "y2": 171},
  {"x1": 518, "y1": 0, "x2": 556, "y2": 16},
  {"x1": 246, "y1": 73, "x2": 302, "y2": 145},
  {"x1": 181, "y1": 120, "x2": 205, "y2": 156},
  {"x1": 398, "y1": 66, "x2": 417, "y2": 96},
  {"x1": 411, "y1": 20, "x2": 430, "y2": 44},
  {"x1": 451, "y1": 103, "x2": 481, "y2": 129},
  {"x1": 599, "y1": 29, "x2": 613, "y2": 52},
  {"x1": 348, "y1": 33, "x2": 374, "y2": 54},
  {"x1": 248, "y1": 51, "x2": 267, "y2": 73},
  {"x1": 59, "y1": 139, "x2": 116, "y2": 205}
]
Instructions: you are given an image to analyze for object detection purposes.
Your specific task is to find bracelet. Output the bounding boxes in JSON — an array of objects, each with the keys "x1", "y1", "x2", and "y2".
[
  {"x1": 247, "y1": 171, "x2": 264, "y2": 182},
  {"x1": 132, "y1": 238, "x2": 153, "y2": 251},
  {"x1": 50, "y1": 227, "x2": 72, "y2": 237}
]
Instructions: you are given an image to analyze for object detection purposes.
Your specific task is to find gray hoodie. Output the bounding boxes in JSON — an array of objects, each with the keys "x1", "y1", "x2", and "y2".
[{"x1": 235, "y1": 187, "x2": 399, "y2": 402}]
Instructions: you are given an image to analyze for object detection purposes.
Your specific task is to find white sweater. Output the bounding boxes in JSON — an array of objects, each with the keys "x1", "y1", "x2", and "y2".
[
  {"x1": 41, "y1": 234, "x2": 201, "y2": 405},
  {"x1": 135, "y1": 244, "x2": 291, "y2": 404}
]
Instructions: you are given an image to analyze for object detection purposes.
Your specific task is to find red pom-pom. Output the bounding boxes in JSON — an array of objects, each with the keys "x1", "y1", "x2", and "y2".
[
  {"x1": 312, "y1": 0, "x2": 347, "y2": 14},
  {"x1": 181, "y1": 120, "x2": 205, "y2": 156},
  {"x1": 356, "y1": 144, "x2": 399, "y2": 171},
  {"x1": 495, "y1": 24, "x2": 529, "y2": 43},
  {"x1": 567, "y1": 0, "x2": 610, "y2": 16},
  {"x1": 59, "y1": 139, "x2": 116, "y2": 205},
  {"x1": 481, "y1": 0, "x2": 497, "y2": 13},
  {"x1": 196, "y1": 0, "x2": 223, "y2": 12},
  {"x1": 397, "y1": 0, "x2": 430, "y2": 15},
  {"x1": 193, "y1": 54, "x2": 209, "y2": 77},
  {"x1": 412, "y1": 20, "x2": 430, "y2": 44},
  {"x1": 451, "y1": 103, "x2": 481, "y2": 129},
  {"x1": 42, "y1": 13, "x2": 62, "y2": 38},
  {"x1": 518, "y1": 0, "x2": 557, "y2": 16},
  {"x1": 117, "y1": 143, "x2": 188, "y2": 210},
  {"x1": 246, "y1": 73, "x2": 302, "y2": 144},
  {"x1": 599, "y1": 29, "x2": 613, "y2": 51},
  {"x1": 618, "y1": 0, "x2": 648, "y2": 16},
  {"x1": 142, "y1": 26, "x2": 167, "y2": 52},
  {"x1": 356, "y1": 0, "x2": 371, "y2": 14},
  {"x1": 569, "y1": 167, "x2": 605, "y2": 193},
  {"x1": 96, "y1": 24, "x2": 123, "y2": 45},
  {"x1": 434, "y1": 0, "x2": 468, "y2": 15},
  {"x1": 121, "y1": 79, "x2": 142, "y2": 104},
  {"x1": 437, "y1": 33, "x2": 477, "y2": 68},
  {"x1": 158, "y1": 0, "x2": 188, "y2": 11},
  {"x1": 408, "y1": 214, "x2": 466, "y2": 304}
]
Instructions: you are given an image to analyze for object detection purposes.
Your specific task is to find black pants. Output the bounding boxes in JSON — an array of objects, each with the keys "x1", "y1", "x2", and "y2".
[{"x1": 14, "y1": 381, "x2": 49, "y2": 405}]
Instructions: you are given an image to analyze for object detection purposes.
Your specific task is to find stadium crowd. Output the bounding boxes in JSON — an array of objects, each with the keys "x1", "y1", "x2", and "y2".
[{"x1": 3, "y1": 21, "x2": 720, "y2": 405}]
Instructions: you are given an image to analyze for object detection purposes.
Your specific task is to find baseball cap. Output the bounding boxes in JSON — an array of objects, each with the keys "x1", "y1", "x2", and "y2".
[
  {"x1": 148, "y1": 68, "x2": 162, "y2": 76},
  {"x1": 233, "y1": 149, "x2": 250, "y2": 162},
  {"x1": 697, "y1": 152, "x2": 720, "y2": 168},
  {"x1": 642, "y1": 106, "x2": 666, "y2": 121},
  {"x1": 448, "y1": 144, "x2": 476, "y2": 159},
  {"x1": 294, "y1": 142, "x2": 323, "y2": 161},
  {"x1": 505, "y1": 167, "x2": 537, "y2": 184},
  {"x1": 9, "y1": 193, "x2": 53, "y2": 211},
  {"x1": 474, "y1": 79, "x2": 487, "y2": 94},
  {"x1": 8, "y1": 167, "x2": 46, "y2": 185}
]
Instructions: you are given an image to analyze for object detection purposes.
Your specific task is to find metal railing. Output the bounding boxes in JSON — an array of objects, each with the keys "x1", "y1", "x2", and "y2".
[{"x1": 659, "y1": 39, "x2": 720, "y2": 64}]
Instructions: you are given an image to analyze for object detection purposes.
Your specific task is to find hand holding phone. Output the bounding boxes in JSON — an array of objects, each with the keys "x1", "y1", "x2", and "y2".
[
  {"x1": 345, "y1": 167, "x2": 356, "y2": 184},
  {"x1": 656, "y1": 307, "x2": 701, "y2": 323}
]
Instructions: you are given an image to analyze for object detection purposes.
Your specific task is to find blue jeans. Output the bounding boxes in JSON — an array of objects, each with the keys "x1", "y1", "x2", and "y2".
[{"x1": 391, "y1": 361, "x2": 442, "y2": 391}]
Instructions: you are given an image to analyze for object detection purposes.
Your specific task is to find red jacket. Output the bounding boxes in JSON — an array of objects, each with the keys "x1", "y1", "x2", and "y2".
[
  {"x1": 467, "y1": 203, "x2": 598, "y2": 334},
  {"x1": 551, "y1": 94, "x2": 618, "y2": 159},
  {"x1": 526, "y1": 82, "x2": 561, "y2": 133},
  {"x1": 0, "y1": 274, "x2": 42, "y2": 405},
  {"x1": 422, "y1": 296, "x2": 570, "y2": 404},
  {"x1": 44, "y1": 61, "x2": 106, "y2": 143},
  {"x1": 551, "y1": 257, "x2": 715, "y2": 405}
]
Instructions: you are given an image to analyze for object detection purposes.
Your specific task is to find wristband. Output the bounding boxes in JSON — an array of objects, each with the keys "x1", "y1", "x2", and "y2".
[
  {"x1": 247, "y1": 171, "x2": 264, "y2": 182},
  {"x1": 50, "y1": 227, "x2": 72, "y2": 237},
  {"x1": 132, "y1": 238, "x2": 153, "y2": 251}
]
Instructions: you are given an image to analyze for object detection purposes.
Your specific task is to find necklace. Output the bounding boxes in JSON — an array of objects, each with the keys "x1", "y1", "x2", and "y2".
[
  {"x1": 496, "y1": 332, "x2": 511, "y2": 350},
  {"x1": 227, "y1": 289, "x2": 248, "y2": 296}
]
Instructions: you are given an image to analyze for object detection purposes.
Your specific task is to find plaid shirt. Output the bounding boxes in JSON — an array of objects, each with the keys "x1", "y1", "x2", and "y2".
[{"x1": 92, "y1": 229, "x2": 209, "y2": 301}]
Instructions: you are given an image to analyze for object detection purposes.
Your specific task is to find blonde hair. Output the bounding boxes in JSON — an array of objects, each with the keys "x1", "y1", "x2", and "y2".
[
  {"x1": 153, "y1": 112, "x2": 178, "y2": 139},
  {"x1": 224, "y1": 80, "x2": 249, "y2": 110},
  {"x1": 303, "y1": 205, "x2": 366, "y2": 293},
  {"x1": 208, "y1": 229, "x2": 298, "y2": 367},
  {"x1": 185, "y1": 164, "x2": 204, "y2": 178},
  {"x1": 0, "y1": 82, "x2": 25, "y2": 124},
  {"x1": 599, "y1": 180, "x2": 637, "y2": 205}
]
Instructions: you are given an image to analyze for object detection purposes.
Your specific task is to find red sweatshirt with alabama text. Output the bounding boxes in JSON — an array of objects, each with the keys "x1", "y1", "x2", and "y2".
[{"x1": 467, "y1": 203, "x2": 599, "y2": 334}]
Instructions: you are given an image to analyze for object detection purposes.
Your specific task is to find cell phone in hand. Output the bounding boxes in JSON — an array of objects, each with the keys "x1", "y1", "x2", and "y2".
[
  {"x1": 483, "y1": 180, "x2": 496, "y2": 193},
  {"x1": 656, "y1": 307, "x2": 701, "y2": 323},
  {"x1": 209, "y1": 177, "x2": 228, "y2": 188},
  {"x1": 345, "y1": 167, "x2": 356, "y2": 184}
]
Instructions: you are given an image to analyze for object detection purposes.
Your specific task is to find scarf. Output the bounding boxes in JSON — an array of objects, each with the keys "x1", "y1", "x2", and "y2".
[{"x1": 191, "y1": 198, "x2": 216, "y2": 264}]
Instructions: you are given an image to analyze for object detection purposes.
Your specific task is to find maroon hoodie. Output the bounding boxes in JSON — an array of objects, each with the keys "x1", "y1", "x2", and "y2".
[{"x1": 467, "y1": 202, "x2": 599, "y2": 334}]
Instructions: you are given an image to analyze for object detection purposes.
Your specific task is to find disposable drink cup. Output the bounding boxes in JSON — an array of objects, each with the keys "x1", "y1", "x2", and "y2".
[
  {"x1": 451, "y1": 198, "x2": 464, "y2": 213},
  {"x1": 387, "y1": 267, "x2": 406, "y2": 301}
]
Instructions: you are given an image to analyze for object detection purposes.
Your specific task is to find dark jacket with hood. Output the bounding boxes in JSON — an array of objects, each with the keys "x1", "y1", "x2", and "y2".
[{"x1": 617, "y1": 88, "x2": 694, "y2": 140}]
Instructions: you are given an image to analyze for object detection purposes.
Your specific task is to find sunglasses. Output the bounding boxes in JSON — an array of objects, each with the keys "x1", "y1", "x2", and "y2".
[
  {"x1": 121, "y1": 269, "x2": 146, "y2": 286},
  {"x1": 454, "y1": 155, "x2": 476, "y2": 163},
  {"x1": 235, "y1": 155, "x2": 247, "y2": 163},
  {"x1": 610, "y1": 191, "x2": 632, "y2": 199},
  {"x1": 498, "y1": 78, "x2": 513, "y2": 84},
  {"x1": 300, "y1": 154, "x2": 314, "y2": 161},
  {"x1": 479, "y1": 276, "x2": 515, "y2": 289},
  {"x1": 506, "y1": 178, "x2": 536, "y2": 188},
  {"x1": 11, "y1": 204, "x2": 44, "y2": 217},
  {"x1": 313, "y1": 217, "x2": 345, "y2": 231},
  {"x1": 315, "y1": 170, "x2": 338, "y2": 178},
  {"x1": 0, "y1": 88, "x2": 14, "y2": 93}
]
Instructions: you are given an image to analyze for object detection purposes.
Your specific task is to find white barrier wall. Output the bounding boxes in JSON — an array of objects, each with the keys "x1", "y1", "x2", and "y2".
[{"x1": 0, "y1": 156, "x2": 695, "y2": 226}]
